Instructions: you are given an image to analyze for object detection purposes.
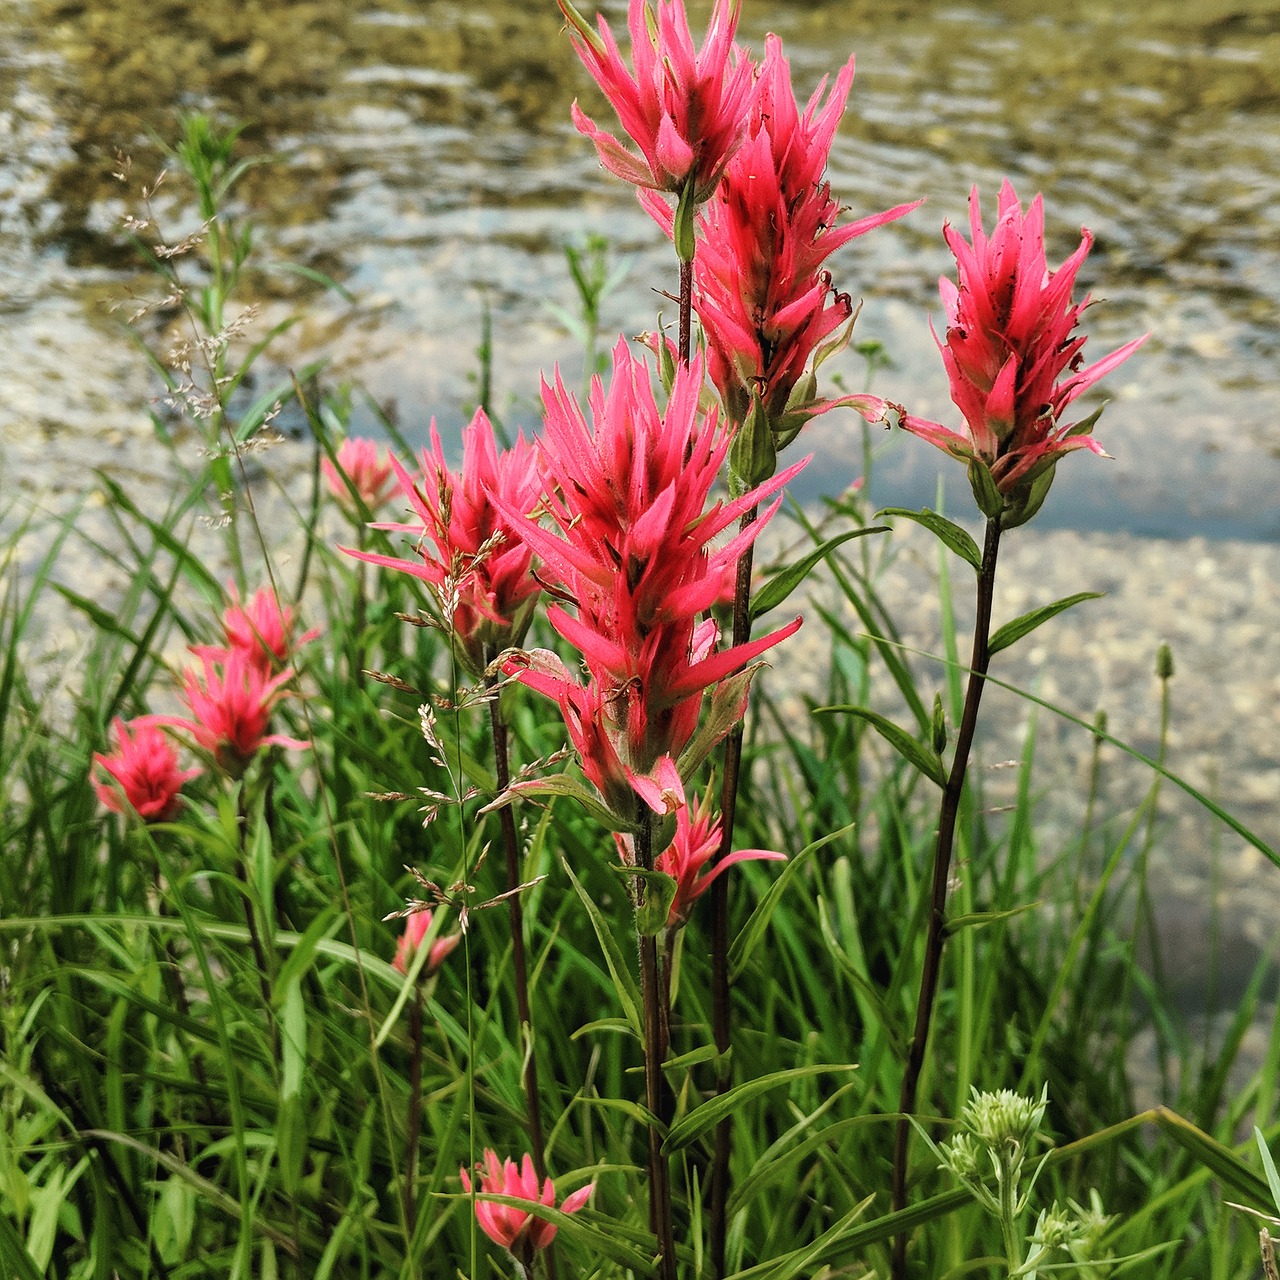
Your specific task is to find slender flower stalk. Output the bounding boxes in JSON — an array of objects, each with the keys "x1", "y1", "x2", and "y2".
[
  {"x1": 340, "y1": 411, "x2": 553, "y2": 1190},
  {"x1": 889, "y1": 183, "x2": 1146, "y2": 1280}
]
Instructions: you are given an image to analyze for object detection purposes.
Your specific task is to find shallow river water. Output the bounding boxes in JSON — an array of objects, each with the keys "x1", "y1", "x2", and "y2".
[{"x1": 3, "y1": 0, "x2": 1279, "y2": 537}]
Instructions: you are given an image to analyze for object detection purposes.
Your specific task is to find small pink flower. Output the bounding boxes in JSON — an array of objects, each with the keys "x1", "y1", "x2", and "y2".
[
  {"x1": 343, "y1": 408, "x2": 544, "y2": 675},
  {"x1": 93, "y1": 717, "x2": 200, "y2": 823},
  {"x1": 561, "y1": 0, "x2": 757, "y2": 203},
  {"x1": 899, "y1": 180, "x2": 1148, "y2": 525},
  {"x1": 653, "y1": 790, "x2": 784, "y2": 927},
  {"x1": 323, "y1": 437, "x2": 397, "y2": 511},
  {"x1": 145, "y1": 650, "x2": 309, "y2": 777},
  {"x1": 392, "y1": 908, "x2": 460, "y2": 977},
  {"x1": 198, "y1": 585, "x2": 319, "y2": 675},
  {"x1": 461, "y1": 1150, "x2": 592, "y2": 1260}
]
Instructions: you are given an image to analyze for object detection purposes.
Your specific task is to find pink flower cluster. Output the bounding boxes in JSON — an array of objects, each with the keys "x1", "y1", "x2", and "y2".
[
  {"x1": 322, "y1": 436, "x2": 397, "y2": 512},
  {"x1": 562, "y1": 0, "x2": 756, "y2": 204},
  {"x1": 502, "y1": 341, "x2": 803, "y2": 824},
  {"x1": 899, "y1": 180, "x2": 1147, "y2": 524},
  {"x1": 462, "y1": 1150, "x2": 592, "y2": 1260},
  {"x1": 682, "y1": 37, "x2": 919, "y2": 453},
  {"x1": 93, "y1": 718, "x2": 200, "y2": 823},
  {"x1": 345, "y1": 409, "x2": 544, "y2": 676},
  {"x1": 391, "y1": 908, "x2": 461, "y2": 978}
]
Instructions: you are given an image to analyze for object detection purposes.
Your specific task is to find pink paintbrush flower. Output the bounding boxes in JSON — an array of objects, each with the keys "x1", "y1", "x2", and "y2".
[
  {"x1": 196, "y1": 585, "x2": 320, "y2": 675},
  {"x1": 93, "y1": 717, "x2": 200, "y2": 823},
  {"x1": 391, "y1": 908, "x2": 461, "y2": 977},
  {"x1": 500, "y1": 339, "x2": 803, "y2": 824},
  {"x1": 461, "y1": 1150, "x2": 592, "y2": 1261},
  {"x1": 322, "y1": 436, "x2": 397, "y2": 512},
  {"x1": 146, "y1": 650, "x2": 309, "y2": 777},
  {"x1": 645, "y1": 36, "x2": 920, "y2": 478},
  {"x1": 560, "y1": 0, "x2": 756, "y2": 205},
  {"x1": 617, "y1": 786, "x2": 784, "y2": 927},
  {"x1": 343, "y1": 409, "x2": 544, "y2": 676},
  {"x1": 898, "y1": 180, "x2": 1148, "y2": 526}
]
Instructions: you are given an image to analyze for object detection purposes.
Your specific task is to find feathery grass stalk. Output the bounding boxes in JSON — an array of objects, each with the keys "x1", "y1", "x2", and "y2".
[
  {"x1": 635, "y1": 805, "x2": 678, "y2": 1280},
  {"x1": 709, "y1": 502, "x2": 758, "y2": 1277},
  {"x1": 892, "y1": 512, "x2": 1003, "y2": 1280},
  {"x1": 483, "y1": 645, "x2": 548, "y2": 1175}
]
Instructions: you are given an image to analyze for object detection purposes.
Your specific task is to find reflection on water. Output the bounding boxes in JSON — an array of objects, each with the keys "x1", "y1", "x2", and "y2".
[{"x1": 3, "y1": 0, "x2": 1279, "y2": 537}]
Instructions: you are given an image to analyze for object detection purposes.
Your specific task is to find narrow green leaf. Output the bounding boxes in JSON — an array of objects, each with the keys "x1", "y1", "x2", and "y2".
[
  {"x1": 877, "y1": 507, "x2": 981, "y2": 571},
  {"x1": 561, "y1": 855, "x2": 642, "y2": 1035},
  {"x1": 1256, "y1": 1127, "x2": 1280, "y2": 1213},
  {"x1": 272, "y1": 904, "x2": 340, "y2": 1005},
  {"x1": 745, "y1": 1197, "x2": 874, "y2": 1280},
  {"x1": 730, "y1": 830, "x2": 848, "y2": 982},
  {"x1": 988, "y1": 592, "x2": 1104, "y2": 656},
  {"x1": 946, "y1": 902, "x2": 1042, "y2": 933},
  {"x1": 1154, "y1": 1108, "x2": 1273, "y2": 1204},
  {"x1": 750, "y1": 528, "x2": 888, "y2": 621},
  {"x1": 280, "y1": 977, "x2": 306, "y2": 1103},
  {"x1": 0, "y1": 1211, "x2": 44, "y2": 1280},
  {"x1": 814, "y1": 706, "x2": 946, "y2": 788},
  {"x1": 663, "y1": 1065, "x2": 857, "y2": 1153}
]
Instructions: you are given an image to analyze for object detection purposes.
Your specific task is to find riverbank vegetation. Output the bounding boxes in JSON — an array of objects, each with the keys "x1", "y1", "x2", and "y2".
[{"x1": 3, "y1": 4, "x2": 1279, "y2": 1278}]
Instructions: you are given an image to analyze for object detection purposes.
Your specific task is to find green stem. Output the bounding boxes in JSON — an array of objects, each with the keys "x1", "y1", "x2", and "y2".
[
  {"x1": 404, "y1": 984, "x2": 424, "y2": 1234},
  {"x1": 891, "y1": 513, "x2": 1002, "y2": 1280}
]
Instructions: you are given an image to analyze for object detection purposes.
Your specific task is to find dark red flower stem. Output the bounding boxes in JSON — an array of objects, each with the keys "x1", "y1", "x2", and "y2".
[
  {"x1": 891, "y1": 513, "x2": 1003, "y2": 1280},
  {"x1": 710, "y1": 503, "x2": 759, "y2": 1278},
  {"x1": 678, "y1": 258, "x2": 694, "y2": 367},
  {"x1": 483, "y1": 648, "x2": 548, "y2": 1177},
  {"x1": 635, "y1": 807, "x2": 678, "y2": 1280}
]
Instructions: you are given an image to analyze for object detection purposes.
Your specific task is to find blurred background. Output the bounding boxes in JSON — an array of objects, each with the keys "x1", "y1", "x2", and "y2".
[{"x1": 2, "y1": 0, "x2": 1278, "y2": 537}]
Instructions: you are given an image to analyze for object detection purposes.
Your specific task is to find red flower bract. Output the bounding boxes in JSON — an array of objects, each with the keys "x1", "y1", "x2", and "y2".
[
  {"x1": 561, "y1": 0, "x2": 756, "y2": 202},
  {"x1": 144, "y1": 650, "x2": 309, "y2": 778},
  {"x1": 392, "y1": 908, "x2": 460, "y2": 978},
  {"x1": 670, "y1": 36, "x2": 919, "y2": 443},
  {"x1": 500, "y1": 339, "x2": 803, "y2": 822},
  {"x1": 899, "y1": 180, "x2": 1148, "y2": 525},
  {"x1": 343, "y1": 408, "x2": 544, "y2": 676},
  {"x1": 323, "y1": 436, "x2": 396, "y2": 511},
  {"x1": 93, "y1": 717, "x2": 199, "y2": 823},
  {"x1": 461, "y1": 1150, "x2": 592, "y2": 1259}
]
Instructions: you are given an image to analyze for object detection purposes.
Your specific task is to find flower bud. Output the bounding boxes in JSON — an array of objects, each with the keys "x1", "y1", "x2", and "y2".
[{"x1": 1155, "y1": 641, "x2": 1175, "y2": 680}]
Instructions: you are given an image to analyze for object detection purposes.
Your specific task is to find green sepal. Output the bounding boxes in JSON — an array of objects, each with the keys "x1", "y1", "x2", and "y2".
[
  {"x1": 674, "y1": 175, "x2": 697, "y2": 264},
  {"x1": 612, "y1": 864, "x2": 678, "y2": 936},
  {"x1": 729, "y1": 391, "x2": 777, "y2": 492},
  {"x1": 966, "y1": 458, "x2": 1004, "y2": 520},
  {"x1": 1004, "y1": 460, "x2": 1057, "y2": 528}
]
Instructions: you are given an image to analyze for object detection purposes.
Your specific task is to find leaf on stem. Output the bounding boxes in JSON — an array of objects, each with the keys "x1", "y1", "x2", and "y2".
[
  {"x1": 876, "y1": 508, "x2": 982, "y2": 571},
  {"x1": 814, "y1": 706, "x2": 946, "y2": 788},
  {"x1": 988, "y1": 592, "x2": 1104, "y2": 657},
  {"x1": 750, "y1": 528, "x2": 889, "y2": 621}
]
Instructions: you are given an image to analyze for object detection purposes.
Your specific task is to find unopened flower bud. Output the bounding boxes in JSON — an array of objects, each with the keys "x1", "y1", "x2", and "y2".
[
  {"x1": 932, "y1": 693, "x2": 948, "y2": 755},
  {"x1": 729, "y1": 393, "x2": 777, "y2": 492},
  {"x1": 1155, "y1": 642, "x2": 1175, "y2": 680}
]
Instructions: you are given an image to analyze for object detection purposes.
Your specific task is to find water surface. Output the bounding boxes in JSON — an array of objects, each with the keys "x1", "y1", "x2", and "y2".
[{"x1": 2, "y1": 0, "x2": 1278, "y2": 538}]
